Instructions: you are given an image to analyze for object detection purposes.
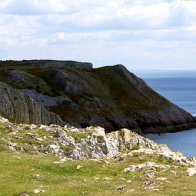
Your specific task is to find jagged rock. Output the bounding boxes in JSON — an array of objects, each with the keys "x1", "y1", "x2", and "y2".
[
  {"x1": 54, "y1": 129, "x2": 75, "y2": 146},
  {"x1": 7, "y1": 141, "x2": 22, "y2": 151},
  {"x1": 1, "y1": 116, "x2": 195, "y2": 166},
  {"x1": 48, "y1": 144, "x2": 61, "y2": 155},
  {"x1": 124, "y1": 162, "x2": 170, "y2": 172},
  {"x1": 0, "y1": 116, "x2": 9, "y2": 123},
  {"x1": 0, "y1": 82, "x2": 66, "y2": 126},
  {"x1": 157, "y1": 145, "x2": 196, "y2": 166}
]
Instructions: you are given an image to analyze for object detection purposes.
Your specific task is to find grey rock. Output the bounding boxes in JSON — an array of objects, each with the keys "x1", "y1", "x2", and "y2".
[
  {"x1": 187, "y1": 168, "x2": 196, "y2": 176},
  {"x1": 115, "y1": 185, "x2": 126, "y2": 191},
  {"x1": 33, "y1": 189, "x2": 45, "y2": 194},
  {"x1": 54, "y1": 129, "x2": 75, "y2": 146},
  {"x1": 21, "y1": 89, "x2": 66, "y2": 107},
  {"x1": 0, "y1": 82, "x2": 66, "y2": 126},
  {"x1": 124, "y1": 162, "x2": 170, "y2": 172}
]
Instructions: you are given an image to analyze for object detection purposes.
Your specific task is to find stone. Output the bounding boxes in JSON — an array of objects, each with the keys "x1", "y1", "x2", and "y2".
[
  {"x1": 103, "y1": 177, "x2": 112, "y2": 181},
  {"x1": 48, "y1": 144, "x2": 60, "y2": 155},
  {"x1": 157, "y1": 177, "x2": 167, "y2": 181},
  {"x1": 7, "y1": 141, "x2": 21, "y2": 151},
  {"x1": 143, "y1": 180, "x2": 154, "y2": 187},
  {"x1": 36, "y1": 138, "x2": 43, "y2": 142},
  {"x1": 170, "y1": 170, "x2": 177, "y2": 176},
  {"x1": 126, "y1": 189, "x2": 135, "y2": 193},
  {"x1": 54, "y1": 129, "x2": 75, "y2": 146},
  {"x1": 77, "y1": 165, "x2": 82, "y2": 170},
  {"x1": 33, "y1": 189, "x2": 45, "y2": 194},
  {"x1": 69, "y1": 128, "x2": 79, "y2": 132},
  {"x1": 187, "y1": 168, "x2": 196, "y2": 176},
  {"x1": 26, "y1": 133, "x2": 37, "y2": 138},
  {"x1": 40, "y1": 125, "x2": 51, "y2": 131},
  {"x1": 115, "y1": 185, "x2": 125, "y2": 191},
  {"x1": 0, "y1": 116, "x2": 9, "y2": 123},
  {"x1": 124, "y1": 162, "x2": 169, "y2": 172},
  {"x1": 29, "y1": 124, "x2": 37, "y2": 129}
]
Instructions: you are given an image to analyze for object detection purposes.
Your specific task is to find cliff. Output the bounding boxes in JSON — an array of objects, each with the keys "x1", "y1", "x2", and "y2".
[
  {"x1": 0, "y1": 82, "x2": 65, "y2": 126},
  {"x1": 0, "y1": 60, "x2": 195, "y2": 133}
]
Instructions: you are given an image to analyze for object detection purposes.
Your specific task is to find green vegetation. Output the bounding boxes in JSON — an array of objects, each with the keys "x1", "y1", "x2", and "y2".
[
  {"x1": 0, "y1": 150, "x2": 196, "y2": 195},
  {"x1": 0, "y1": 123, "x2": 196, "y2": 195},
  {"x1": 67, "y1": 130, "x2": 93, "y2": 142}
]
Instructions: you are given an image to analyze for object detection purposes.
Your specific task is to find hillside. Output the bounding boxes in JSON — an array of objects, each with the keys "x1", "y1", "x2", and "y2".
[
  {"x1": 0, "y1": 60, "x2": 195, "y2": 133},
  {"x1": 0, "y1": 116, "x2": 196, "y2": 195}
]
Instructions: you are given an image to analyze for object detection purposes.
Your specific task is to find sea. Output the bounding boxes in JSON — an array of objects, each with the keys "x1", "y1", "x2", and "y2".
[{"x1": 134, "y1": 70, "x2": 196, "y2": 157}]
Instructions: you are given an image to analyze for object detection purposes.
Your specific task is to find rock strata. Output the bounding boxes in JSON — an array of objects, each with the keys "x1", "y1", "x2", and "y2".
[{"x1": 0, "y1": 82, "x2": 66, "y2": 126}]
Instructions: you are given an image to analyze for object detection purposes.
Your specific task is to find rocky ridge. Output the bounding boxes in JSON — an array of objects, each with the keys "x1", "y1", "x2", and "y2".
[
  {"x1": 1, "y1": 115, "x2": 196, "y2": 195},
  {"x1": 0, "y1": 116, "x2": 195, "y2": 178},
  {"x1": 0, "y1": 62, "x2": 196, "y2": 134}
]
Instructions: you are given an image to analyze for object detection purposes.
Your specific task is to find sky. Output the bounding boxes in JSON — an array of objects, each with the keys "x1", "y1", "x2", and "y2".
[{"x1": 0, "y1": 0, "x2": 196, "y2": 70}]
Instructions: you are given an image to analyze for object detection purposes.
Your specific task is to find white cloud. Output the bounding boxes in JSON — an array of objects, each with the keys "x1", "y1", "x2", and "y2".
[{"x1": 0, "y1": 0, "x2": 196, "y2": 69}]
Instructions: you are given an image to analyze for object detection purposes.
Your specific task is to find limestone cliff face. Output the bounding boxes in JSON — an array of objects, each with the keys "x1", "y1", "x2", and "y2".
[
  {"x1": 0, "y1": 82, "x2": 65, "y2": 126},
  {"x1": 0, "y1": 61, "x2": 195, "y2": 133}
]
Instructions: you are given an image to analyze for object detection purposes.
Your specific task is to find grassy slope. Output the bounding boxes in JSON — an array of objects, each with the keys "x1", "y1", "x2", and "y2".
[
  {"x1": 0, "y1": 151, "x2": 196, "y2": 195},
  {"x1": 0, "y1": 124, "x2": 196, "y2": 196}
]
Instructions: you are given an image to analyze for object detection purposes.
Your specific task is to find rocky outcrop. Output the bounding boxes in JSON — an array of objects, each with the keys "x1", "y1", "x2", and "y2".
[
  {"x1": 1, "y1": 116, "x2": 195, "y2": 167},
  {"x1": 21, "y1": 89, "x2": 67, "y2": 107},
  {"x1": 0, "y1": 82, "x2": 66, "y2": 126},
  {"x1": 0, "y1": 61, "x2": 195, "y2": 133}
]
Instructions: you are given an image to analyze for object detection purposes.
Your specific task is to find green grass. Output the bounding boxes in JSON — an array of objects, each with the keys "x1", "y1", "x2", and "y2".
[
  {"x1": 67, "y1": 130, "x2": 93, "y2": 142},
  {"x1": 0, "y1": 148, "x2": 196, "y2": 196}
]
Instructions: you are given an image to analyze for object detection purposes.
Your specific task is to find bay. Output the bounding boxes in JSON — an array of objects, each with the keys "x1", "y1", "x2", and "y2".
[{"x1": 135, "y1": 70, "x2": 196, "y2": 157}]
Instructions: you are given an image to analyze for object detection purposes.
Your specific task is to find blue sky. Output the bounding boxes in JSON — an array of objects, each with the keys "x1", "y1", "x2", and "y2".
[{"x1": 0, "y1": 0, "x2": 196, "y2": 70}]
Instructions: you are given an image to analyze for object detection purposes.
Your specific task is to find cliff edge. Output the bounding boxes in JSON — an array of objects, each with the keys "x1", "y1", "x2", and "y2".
[{"x1": 0, "y1": 61, "x2": 195, "y2": 133}]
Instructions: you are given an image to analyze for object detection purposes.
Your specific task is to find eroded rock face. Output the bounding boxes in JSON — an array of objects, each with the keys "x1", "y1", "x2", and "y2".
[
  {"x1": 0, "y1": 82, "x2": 66, "y2": 126},
  {"x1": 21, "y1": 90, "x2": 67, "y2": 107},
  {"x1": 0, "y1": 115, "x2": 195, "y2": 166},
  {"x1": 0, "y1": 62, "x2": 195, "y2": 133}
]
